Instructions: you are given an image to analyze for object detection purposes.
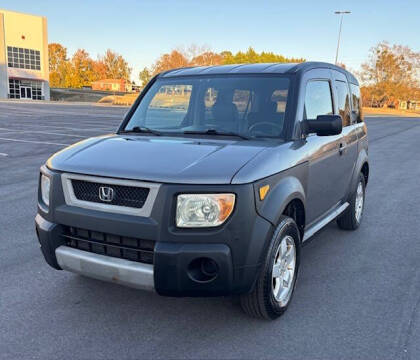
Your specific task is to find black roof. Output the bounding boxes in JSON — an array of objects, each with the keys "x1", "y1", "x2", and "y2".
[{"x1": 159, "y1": 62, "x2": 359, "y2": 84}]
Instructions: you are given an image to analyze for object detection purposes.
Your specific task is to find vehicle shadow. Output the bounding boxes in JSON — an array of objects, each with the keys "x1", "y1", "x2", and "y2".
[
  {"x1": 48, "y1": 220, "x2": 367, "y2": 358},
  {"x1": 58, "y1": 220, "x2": 343, "y2": 324}
]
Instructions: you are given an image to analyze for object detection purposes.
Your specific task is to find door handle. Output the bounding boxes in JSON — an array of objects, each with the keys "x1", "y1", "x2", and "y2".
[{"x1": 339, "y1": 142, "x2": 347, "y2": 155}]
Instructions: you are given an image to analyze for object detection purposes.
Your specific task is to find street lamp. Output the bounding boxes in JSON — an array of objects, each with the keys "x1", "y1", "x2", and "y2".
[{"x1": 334, "y1": 10, "x2": 351, "y2": 65}]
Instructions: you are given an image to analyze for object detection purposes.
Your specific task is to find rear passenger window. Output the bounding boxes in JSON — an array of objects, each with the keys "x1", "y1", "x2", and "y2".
[
  {"x1": 335, "y1": 81, "x2": 351, "y2": 126},
  {"x1": 271, "y1": 89, "x2": 288, "y2": 113},
  {"x1": 304, "y1": 81, "x2": 333, "y2": 120},
  {"x1": 350, "y1": 84, "x2": 363, "y2": 123}
]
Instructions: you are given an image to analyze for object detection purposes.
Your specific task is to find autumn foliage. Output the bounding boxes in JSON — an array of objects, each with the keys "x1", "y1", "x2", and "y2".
[
  {"x1": 49, "y1": 41, "x2": 419, "y2": 106},
  {"x1": 48, "y1": 43, "x2": 132, "y2": 88},
  {"x1": 138, "y1": 46, "x2": 305, "y2": 86},
  {"x1": 359, "y1": 42, "x2": 420, "y2": 107}
]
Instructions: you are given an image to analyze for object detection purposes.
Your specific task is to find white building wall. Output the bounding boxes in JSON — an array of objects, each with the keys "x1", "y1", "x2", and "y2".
[
  {"x1": 0, "y1": 13, "x2": 8, "y2": 99},
  {"x1": 0, "y1": 9, "x2": 49, "y2": 100}
]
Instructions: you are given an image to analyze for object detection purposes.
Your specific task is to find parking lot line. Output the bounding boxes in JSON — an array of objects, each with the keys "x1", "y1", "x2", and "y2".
[
  {"x1": 0, "y1": 152, "x2": 8, "y2": 156},
  {"x1": 0, "y1": 129, "x2": 88, "y2": 138},
  {"x1": 0, "y1": 137, "x2": 70, "y2": 146},
  {"x1": 0, "y1": 125, "x2": 115, "y2": 132}
]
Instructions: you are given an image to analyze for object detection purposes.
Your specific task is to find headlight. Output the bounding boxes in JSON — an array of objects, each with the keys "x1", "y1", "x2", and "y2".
[
  {"x1": 40, "y1": 174, "x2": 51, "y2": 206},
  {"x1": 176, "y1": 193, "x2": 235, "y2": 228}
]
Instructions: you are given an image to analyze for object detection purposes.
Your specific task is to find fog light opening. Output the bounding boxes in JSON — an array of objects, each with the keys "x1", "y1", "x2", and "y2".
[{"x1": 187, "y1": 257, "x2": 219, "y2": 283}]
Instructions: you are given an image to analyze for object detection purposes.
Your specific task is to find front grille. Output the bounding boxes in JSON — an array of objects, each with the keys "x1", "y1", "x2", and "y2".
[
  {"x1": 71, "y1": 180, "x2": 149, "y2": 209},
  {"x1": 62, "y1": 226, "x2": 155, "y2": 264}
]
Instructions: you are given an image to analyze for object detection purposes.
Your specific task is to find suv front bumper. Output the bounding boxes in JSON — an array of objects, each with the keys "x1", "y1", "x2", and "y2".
[
  {"x1": 35, "y1": 169, "x2": 274, "y2": 297},
  {"x1": 35, "y1": 213, "x2": 266, "y2": 297},
  {"x1": 56, "y1": 245, "x2": 155, "y2": 291}
]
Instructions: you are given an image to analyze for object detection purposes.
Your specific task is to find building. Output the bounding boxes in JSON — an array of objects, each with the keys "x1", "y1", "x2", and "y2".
[
  {"x1": 0, "y1": 9, "x2": 49, "y2": 100},
  {"x1": 91, "y1": 78, "x2": 129, "y2": 92},
  {"x1": 399, "y1": 100, "x2": 420, "y2": 111}
]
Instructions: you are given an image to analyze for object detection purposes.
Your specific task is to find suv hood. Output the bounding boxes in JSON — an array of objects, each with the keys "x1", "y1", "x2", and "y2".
[{"x1": 47, "y1": 134, "x2": 268, "y2": 184}]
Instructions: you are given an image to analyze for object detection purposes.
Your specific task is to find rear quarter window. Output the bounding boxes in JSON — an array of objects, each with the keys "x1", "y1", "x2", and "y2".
[
  {"x1": 335, "y1": 81, "x2": 351, "y2": 126},
  {"x1": 350, "y1": 84, "x2": 363, "y2": 123}
]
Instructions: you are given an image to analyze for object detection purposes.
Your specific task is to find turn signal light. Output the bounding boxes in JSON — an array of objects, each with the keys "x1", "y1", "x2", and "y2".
[{"x1": 259, "y1": 185, "x2": 270, "y2": 200}]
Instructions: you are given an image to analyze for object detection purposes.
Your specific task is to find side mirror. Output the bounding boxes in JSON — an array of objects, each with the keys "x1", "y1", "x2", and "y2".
[{"x1": 304, "y1": 114, "x2": 342, "y2": 136}]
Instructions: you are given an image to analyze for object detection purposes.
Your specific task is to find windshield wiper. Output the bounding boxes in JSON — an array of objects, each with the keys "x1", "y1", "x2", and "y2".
[
  {"x1": 183, "y1": 129, "x2": 251, "y2": 140},
  {"x1": 120, "y1": 126, "x2": 162, "y2": 136}
]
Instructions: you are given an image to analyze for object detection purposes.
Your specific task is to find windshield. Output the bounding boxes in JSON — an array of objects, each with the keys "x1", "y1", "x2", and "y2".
[{"x1": 123, "y1": 75, "x2": 290, "y2": 138}]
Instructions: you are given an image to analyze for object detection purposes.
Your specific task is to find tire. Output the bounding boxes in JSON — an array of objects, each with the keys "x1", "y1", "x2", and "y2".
[
  {"x1": 240, "y1": 216, "x2": 301, "y2": 320},
  {"x1": 337, "y1": 173, "x2": 366, "y2": 230}
]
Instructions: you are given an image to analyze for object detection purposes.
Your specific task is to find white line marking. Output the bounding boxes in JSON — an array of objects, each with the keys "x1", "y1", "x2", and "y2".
[
  {"x1": 0, "y1": 125, "x2": 114, "y2": 132},
  {"x1": 0, "y1": 152, "x2": 8, "y2": 156},
  {"x1": 0, "y1": 129, "x2": 88, "y2": 138},
  {"x1": 0, "y1": 137, "x2": 70, "y2": 146}
]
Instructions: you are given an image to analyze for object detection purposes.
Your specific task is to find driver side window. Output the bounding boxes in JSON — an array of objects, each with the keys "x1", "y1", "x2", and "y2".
[{"x1": 304, "y1": 81, "x2": 333, "y2": 120}]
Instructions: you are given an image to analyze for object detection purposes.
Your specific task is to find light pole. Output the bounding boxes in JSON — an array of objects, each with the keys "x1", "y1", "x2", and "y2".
[{"x1": 334, "y1": 10, "x2": 351, "y2": 64}]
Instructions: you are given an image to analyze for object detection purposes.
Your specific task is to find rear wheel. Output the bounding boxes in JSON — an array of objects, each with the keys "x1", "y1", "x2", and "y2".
[
  {"x1": 240, "y1": 216, "x2": 300, "y2": 319},
  {"x1": 337, "y1": 173, "x2": 366, "y2": 230}
]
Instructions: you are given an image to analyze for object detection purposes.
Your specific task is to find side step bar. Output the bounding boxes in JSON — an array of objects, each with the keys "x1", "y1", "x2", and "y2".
[
  {"x1": 303, "y1": 202, "x2": 349, "y2": 242},
  {"x1": 55, "y1": 246, "x2": 155, "y2": 291}
]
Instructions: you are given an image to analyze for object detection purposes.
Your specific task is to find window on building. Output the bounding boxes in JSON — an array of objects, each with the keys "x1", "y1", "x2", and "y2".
[
  {"x1": 9, "y1": 79, "x2": 43, "y2": 100},
  {"x1": 304, "y1": 80, "x2": 333, "y2": 120},
  {"x1": 9, "y1": 79, "x2": 21, "y2": 99},
  {"x1": 335, "y1": 80, "x2": 351, "y2": 126},
  {"x1": 7, "y1": 46, "x2": 41, "y2": 70}
]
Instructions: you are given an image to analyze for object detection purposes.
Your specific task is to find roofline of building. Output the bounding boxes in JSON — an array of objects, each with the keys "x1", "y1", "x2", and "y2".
[{"x1": 0, "y1": 8, "x2": 47, "y2": 20}]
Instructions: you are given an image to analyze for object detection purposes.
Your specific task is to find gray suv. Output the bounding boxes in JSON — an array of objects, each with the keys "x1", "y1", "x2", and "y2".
[{"x1": 35, "y1": 62, "x2": 369, "y2": 319}]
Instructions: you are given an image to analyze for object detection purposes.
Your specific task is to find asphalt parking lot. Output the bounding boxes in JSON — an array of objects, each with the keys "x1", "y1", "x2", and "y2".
[{"x1": 0, "y1": 101, "x2": 419, "y2": 360}]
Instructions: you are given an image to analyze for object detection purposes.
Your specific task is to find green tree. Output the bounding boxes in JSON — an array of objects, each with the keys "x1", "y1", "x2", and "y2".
[{"x1": 222, "y1": 47, "x2": 305, "y2": 64}]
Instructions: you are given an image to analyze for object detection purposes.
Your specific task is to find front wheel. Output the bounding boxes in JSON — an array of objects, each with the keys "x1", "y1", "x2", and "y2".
[
  {"x1": 337, "y1": 173, "x2": 366, "y2": 230},
  {"x1": 240, "y1": 216, "x2": 301, "y2": 320}
]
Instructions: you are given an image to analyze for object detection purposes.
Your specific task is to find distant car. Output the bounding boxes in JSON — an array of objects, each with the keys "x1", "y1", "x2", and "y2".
[{"x1": 36, "y1": 62, "x2": 369, "y2": 319}]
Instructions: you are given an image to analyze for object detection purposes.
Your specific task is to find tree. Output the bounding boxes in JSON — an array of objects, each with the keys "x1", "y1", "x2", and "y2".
[
  {"x1": 66, "y1": 49, "x2": 96, "y2": 88},
  {"x1": 222, "y1": 47, "x2": 305, "y2": 64},
  {"x1": 360, "y1": 42, "x2": 420, "y2": 106},
  {"x1": 49, "y1": 43, "x2": 67, "y2": 72},
  {"x1": 48, "y1": 43, "x2": 68, "y2": 87},
  {"x1": 152, "y1": 50, "x2": 189, "y2": 74},
  {"x1": 99, "y1": 49, "x2": 132, "y2": 80},
  {"x1": 92, "y1": 60, "x2": 107, "y2": 81},
  {"x1": 145, "y1": 45, "x2": 304, "y2": 80},
  {"x1": 190, "y1": 51, "x2": 223, "y2": 66},
  {"x1": 139, "y1": 67, "x2": 152, "y2": 87}
]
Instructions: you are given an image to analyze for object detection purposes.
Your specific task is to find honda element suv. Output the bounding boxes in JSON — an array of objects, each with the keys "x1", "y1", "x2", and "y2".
[{"x1": 36, "y1": 62, "x2": 369, "y2": 319}]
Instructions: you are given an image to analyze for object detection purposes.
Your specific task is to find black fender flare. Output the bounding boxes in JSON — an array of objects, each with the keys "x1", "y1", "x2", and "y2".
[
  {"x1": 256, "y1": 175, "x2": 306, "y2": 228},
  {"x1": 347, "y1": 148, "x2": 369, "y2": 199}
]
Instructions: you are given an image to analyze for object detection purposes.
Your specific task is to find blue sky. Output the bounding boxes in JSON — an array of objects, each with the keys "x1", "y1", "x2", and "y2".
[{"x1": 3, "y1": 0, "x2": 419, "y2": 81}]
